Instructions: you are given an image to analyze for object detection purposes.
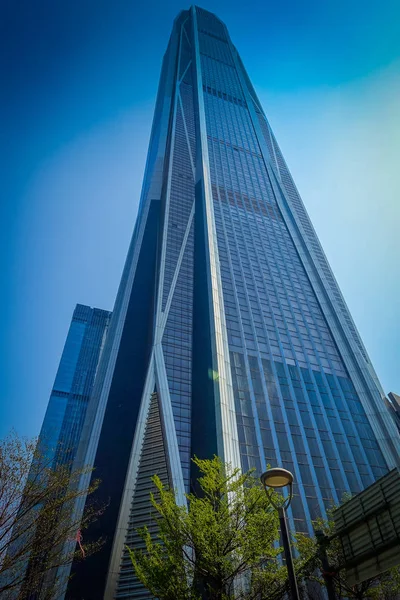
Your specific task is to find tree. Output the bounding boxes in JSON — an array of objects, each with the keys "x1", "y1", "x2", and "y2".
[
  {"x1": 128, "y1": 456, "x2": 291, "y2": 600},
  {"x1": 0, "y1": 430, "x2": 105, "y2": 599},
  {"x1": 295, "y1": 510, "x2": 400, "y2": 600}
]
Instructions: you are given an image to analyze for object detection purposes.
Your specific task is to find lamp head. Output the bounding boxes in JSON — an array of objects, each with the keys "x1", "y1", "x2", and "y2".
[{"x1": 260, "y1": 467, "x2": 293, "y2": 490}]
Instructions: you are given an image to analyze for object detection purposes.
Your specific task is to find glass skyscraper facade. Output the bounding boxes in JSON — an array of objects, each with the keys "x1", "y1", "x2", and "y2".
[
  {"x1": 65, "y1": 7, "x2": 400, "y2": 599},
  {"x1": 38, "y1": 304, "x2": 112, "y2": 471}
]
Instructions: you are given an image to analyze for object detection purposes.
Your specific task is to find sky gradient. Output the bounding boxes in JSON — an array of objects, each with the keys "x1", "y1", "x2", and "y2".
[{"x1": 1, "y1": 0, "x2": 399, "y2": 439}]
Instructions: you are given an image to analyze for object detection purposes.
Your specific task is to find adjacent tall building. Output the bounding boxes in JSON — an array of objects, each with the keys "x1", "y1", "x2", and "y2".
[
  {"x1": 65, "y1": 6, "x2": 400, "y2": 599},
  {"x1": 3, "y1": 304, "x2": 111, "y2": 597},
  {"x1": 385, "y1": 392, "x2": 400, "y2": 433},
  {"x1": 38, "y1": 304, "x2": 112, "y2": 472}
]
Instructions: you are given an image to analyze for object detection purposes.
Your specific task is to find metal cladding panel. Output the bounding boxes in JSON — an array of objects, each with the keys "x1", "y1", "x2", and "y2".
[
  {"x1": 191, "y1": 5, "x2": 242, "y2": 473},
  {"x1": 333, "y1": 468, "x2": 400, "y2": 584},
  {"x1": 116, "y1": 393, "x2": 169, "y2": 599}
]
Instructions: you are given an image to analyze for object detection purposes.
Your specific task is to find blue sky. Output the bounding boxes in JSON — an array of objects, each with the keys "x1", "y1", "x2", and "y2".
[{"x1": 1, "y1": 0, "x2": 399, "y2": 439}]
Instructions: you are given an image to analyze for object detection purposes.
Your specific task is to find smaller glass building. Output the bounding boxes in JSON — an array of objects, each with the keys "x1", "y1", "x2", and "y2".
[
  {"x1": 2, "y1": 304, "x2": 111, "y2": 598},
  {"x1": 37, "y1": 304, "x2": 111, "y2": 470}
]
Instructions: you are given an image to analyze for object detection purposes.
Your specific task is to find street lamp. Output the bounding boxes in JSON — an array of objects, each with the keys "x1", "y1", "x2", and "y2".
[{"x1": 260, "y1": 468, "x2": 300, "y2": 600}]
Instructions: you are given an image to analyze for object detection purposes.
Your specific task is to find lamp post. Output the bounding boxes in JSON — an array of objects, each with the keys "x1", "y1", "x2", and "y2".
[
  {"x1": 315, "y1": 530, "x2": 336, "y2": 600},
  {"x1": 260, "y1": 468, "x2": 300, "y2": 600}
]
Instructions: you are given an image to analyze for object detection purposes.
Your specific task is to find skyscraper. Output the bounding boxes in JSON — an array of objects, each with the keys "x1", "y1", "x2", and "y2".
[
  {"x1": 3, "y1": 304, "x2": 111, "y2": 597},
  {"x1": 38, "y1": 304, "x2": 112, "y2": 472},
  {"x1": 66, "y1": 7, "x2": 400, "y2": 599},
  {"x1": 385, "y1": 392, "x2": 400, "y2": 433}
]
